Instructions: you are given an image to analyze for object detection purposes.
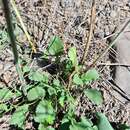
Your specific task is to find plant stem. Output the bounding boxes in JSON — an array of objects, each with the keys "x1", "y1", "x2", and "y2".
[
  {"x1": 67, "y1": 70, "x2": 77, "y2": 89},
  {"x1": 97, "y1": 63, "x2": 130, "y2": 67},
  {"x1": 81, "y1": 0, "x2": 96, "y2": 64},
  {"x1": 2, "y1": 0, "x2": 25, "y2": 86}
]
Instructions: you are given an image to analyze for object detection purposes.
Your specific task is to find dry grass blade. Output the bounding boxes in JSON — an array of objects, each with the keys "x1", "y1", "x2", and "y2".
[
  {"x1": 10, "y1": 0, "x2": 37, "y2": 53},
  {"x1": 81, "y1": 0, "x2": 96, "y2": 64}
]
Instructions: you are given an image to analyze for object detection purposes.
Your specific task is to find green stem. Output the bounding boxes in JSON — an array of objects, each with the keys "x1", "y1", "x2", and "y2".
[{"x1": 2, "y1": 0, "x2": 25, "y2": 86}]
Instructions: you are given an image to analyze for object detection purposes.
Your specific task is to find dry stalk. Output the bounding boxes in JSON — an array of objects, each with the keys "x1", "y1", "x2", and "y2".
[
  {"x1": 67, "y1": 70, "x2": 77, "y2": 89},
  {"x1": 10, "y1": 0, "x2": 37, "y2": 53},
  {"x1": 97, "y1": 63, "x2": 130, "y2": 67},
  {"x1": 81, "y1": 0, "x2": 96, "y2": 64}
]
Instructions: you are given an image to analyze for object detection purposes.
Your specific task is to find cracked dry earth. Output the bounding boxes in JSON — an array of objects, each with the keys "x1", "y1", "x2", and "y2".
[{"x1": 0, "y1": 0, "x2": 130, "y2": 129}]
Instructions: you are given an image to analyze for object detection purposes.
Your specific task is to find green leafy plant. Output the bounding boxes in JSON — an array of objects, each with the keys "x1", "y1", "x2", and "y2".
[
  {"x1": 1, "y1": 1, "x2": 129, "y2": 129},
  {"x1": 0, "y1": 33, "x2": 129, "y2": 130}
]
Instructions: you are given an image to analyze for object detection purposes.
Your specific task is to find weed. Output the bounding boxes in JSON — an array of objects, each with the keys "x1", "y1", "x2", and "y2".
[
  {"x1": 0, "y1": 35, "x2": 116, "y2": 130},
  {"x1": 1, "y1": 1, "x2": 130, "y2": 130}
]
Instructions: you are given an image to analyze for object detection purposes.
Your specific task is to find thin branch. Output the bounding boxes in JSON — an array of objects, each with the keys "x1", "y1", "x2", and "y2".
[
  {"x1": 81, "y1": 0, "x2": 96, "y2": 64},
  {"x1": 97, "y1": 63, "x2": 130, "y2": 67}
]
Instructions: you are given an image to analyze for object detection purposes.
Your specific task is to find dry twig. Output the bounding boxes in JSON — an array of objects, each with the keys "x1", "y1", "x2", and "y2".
[
  {"x1": 81, "y1": 0, "x2": 96, "y2": 64},
  {"x1": 97, "y1": 63, "x2": 130, "y2": 67}
]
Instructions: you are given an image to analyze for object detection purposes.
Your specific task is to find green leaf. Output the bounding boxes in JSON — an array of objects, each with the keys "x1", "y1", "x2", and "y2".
[
  {"x1": 35, "y1": 100, "x2": 55, "y2": 124},
  {"x1": 10, "y1": 104, "x2": 28, "y2": 129},
  {"x1": 22, "y1": 65, "x2": 30, "y2": 73},
  {"x1": 84, "y1": 89, "x2": 103, "y2": 105},
  {"x1": 29, "y1": 71, "x2": 49, "y2": 82},
  {"x1": 38, "y1": 124, "x2": 46, "y2": 130},
  {"x1": 81, "y1": 69, "x2": 99, "y2": 83},
  {"x1": 29, "y1": 71, "x2": 43, "y2": 81},
  {"x1": 70, "y1": 116, "x2": 95, "y2": 130},
  {"x1": 38, "y1": 124, "x2": 55, "y2": 130},
  {"x1": 27, "y1": 86, "x2": 45, "y2": 101},
  {"x1": 68, "y1": 47, "x2": 78, "y2": 67},
  {"x1": 15, "y1": 89, "x2": 22, "y2": 97},
  {"x1": 65, "y1": 60, "x2": 73, "y2": 71},
  {"x1": 0, "y1": 88, "x2": 13, "y2": 101},
  {"x1": 47, "y1": 127, "x2": 55, "y2": 130},
  {"x1": 53, "y1": 79, "x2": 60, "y2": 86},
  {"x1": 73, "y1": 73, "x2": 83, "y2": 85},
  {"x1": 96, "y1": 113, "x2": 114, "y2": 130},
  {"x1": 47, "y1": 36, "x2": 64, "y2": 55},
  {"x1": 0, "y1": 103, "x2": 8, "y2": 114},
  {"x1": 48, "y1": 87, "x2": 57, "y2": 96},
  {"x1": 80, "y1": 116, "x2": 93, "y2": 127},
  {"x1": 59, "y1": 96, "x2": 65, "y2": 107}
]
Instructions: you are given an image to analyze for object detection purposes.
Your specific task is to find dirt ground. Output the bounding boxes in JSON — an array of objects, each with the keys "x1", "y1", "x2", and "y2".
[{"x1": 0, "y1": 0, "x2": 130, "y2": 129}]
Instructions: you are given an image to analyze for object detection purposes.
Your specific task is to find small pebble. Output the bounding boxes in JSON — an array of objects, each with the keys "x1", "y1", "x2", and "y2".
[{"x1": 110, "y1": 10, "x2": 117, "y2": 18}]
